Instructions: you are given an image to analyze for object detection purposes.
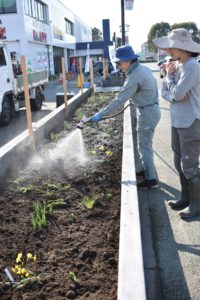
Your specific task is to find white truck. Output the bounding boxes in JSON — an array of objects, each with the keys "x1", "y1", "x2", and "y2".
[{"x1": 0, "y1": 43, "x2": 48, "y2": 126}]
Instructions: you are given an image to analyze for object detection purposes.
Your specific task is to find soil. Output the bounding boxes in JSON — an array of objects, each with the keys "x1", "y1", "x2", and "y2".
[{"x1": 0, "y1": 92, "x2": 123, "y2": 300}]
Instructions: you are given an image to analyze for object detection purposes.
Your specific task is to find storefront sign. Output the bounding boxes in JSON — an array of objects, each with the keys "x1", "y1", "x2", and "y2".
[
  {"x1": 33, "y1": 29, "x2": 47, "y2": 43},
  {"x1": 53, "y1": 26, "x2": 64, "y2": 40},
  {"x1": 0, "y1": 27, "x2": 6, "y2": 39}
]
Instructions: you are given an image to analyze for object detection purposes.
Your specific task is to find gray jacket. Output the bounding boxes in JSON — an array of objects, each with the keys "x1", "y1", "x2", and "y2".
[
  {"x1": 99, "y1": 62, "x2": 159, "y2": 117},
  {"x1": 162, "y1": 57, "x2": 200, "y2": 128}
]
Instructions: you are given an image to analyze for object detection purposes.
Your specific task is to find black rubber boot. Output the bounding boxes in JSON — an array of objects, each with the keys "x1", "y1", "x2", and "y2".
[
  {"x1": 168, "y1": 173, "x2": 190, "y2": 210},
  {"x1": 179, "y1": 175, "x2": 200, "y2": 219}
]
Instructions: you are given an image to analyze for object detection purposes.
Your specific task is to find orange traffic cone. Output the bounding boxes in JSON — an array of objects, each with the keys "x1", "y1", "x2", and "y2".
[{"x1": 77, "y1": 73, "x2": 84, "y2": 88}]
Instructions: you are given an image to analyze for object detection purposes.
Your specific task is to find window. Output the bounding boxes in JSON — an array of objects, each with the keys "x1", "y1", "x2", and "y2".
[
  {"x1": 24, "y1": 0, "x2": 48, "y2": 23},
  {"x1": 0, "y1": 0, "x2": 17, "y2": 14},
  {"x1": 0, "y1": 48, "x2": 6, "y2": 66},
  {"x1": 65, "y1": 18, "x2": 74, "y2": 36}
]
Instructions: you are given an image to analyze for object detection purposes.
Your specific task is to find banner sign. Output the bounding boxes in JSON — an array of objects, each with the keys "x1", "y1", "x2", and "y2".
[
  {"x1": 124, "y1": 0, "x2": 134, "y2": 10},
  {"x1": 84, "y1": 43, "x2": 90, "y2": 73}
]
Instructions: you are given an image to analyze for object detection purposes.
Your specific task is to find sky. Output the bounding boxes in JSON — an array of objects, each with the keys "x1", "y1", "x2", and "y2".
[{"x1": 61, "y1": 0, "x2": 200, "y2": 53}]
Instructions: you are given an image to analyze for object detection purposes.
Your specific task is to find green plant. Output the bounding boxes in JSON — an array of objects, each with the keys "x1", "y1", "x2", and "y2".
[
  {"x1": 11, "y1": 252, "x2": 40, "y2": 286},
  {"x1": 98, "y1": 145, "x2": 113, "y2": 157},
  {"x1": 106, "y1": 192, "x2": 113, "y2": 198},
  {"x1": 44, "y1": 181, "x2": 71, "y2": 191},
  {"x1": 11, "y1": 177, "x2": 26, "y2": 185},
  {"x1": 18, "y1": 181, "x2": 71, "y2": 198},
  {"x1": 31, "y1": 201, "x2": 47, "y2": 231},
  {"x1": 69, "y1": 212, "x2": 77, "y2": 223},
  {"x1": 93, "y1": 261, "x2": 103, "y2": 272},
  {"x1": 18, "y1": 185, "x2": 36, "y2": 193},
  {"x1": 105, "y1": 150, "x2": 113, "y2": 157},
  {"x1": 82, "y1": 195, "x2": 97, "y2": 209},
  {"x1": 50, "y1": 132, "x2": 60, "y2": 142},
  {"x1": 69, "y1": 271, "x2": 78, "y2": 284},
  {"x1": 75, "y1": 108, "x2": 84, "y2": 120},
  {"x1": 47, "y1": 198, "x2": 66, "y2": 214},
  {"x1": 98, "y1": 174, "x2": 106, "y2": 182},
  {"x1": 31, "y1": 199, "x2": 66, "y2": 231},
  {"x1": 63, "y1": 121, "x2": 70, "y2": 130}
]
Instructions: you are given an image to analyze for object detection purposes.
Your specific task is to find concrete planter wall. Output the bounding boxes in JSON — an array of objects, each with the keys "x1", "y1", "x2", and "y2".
[{"x1": 0, "y1": 89, "x2": 91, "y2": 187}]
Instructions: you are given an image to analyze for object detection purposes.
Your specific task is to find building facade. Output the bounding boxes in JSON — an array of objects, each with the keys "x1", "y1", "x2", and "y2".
[
  {"x1": 0, "y1": 0, "x2": 92, "y2": 76},
  {"x1": 140, "y1": 42, "x2": 157, "y2": 62}
]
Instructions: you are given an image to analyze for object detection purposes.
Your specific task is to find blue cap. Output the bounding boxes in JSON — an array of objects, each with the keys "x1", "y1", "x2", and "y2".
[{"x1": 113, "y1": 45, "x2": 139, "y2": 62}]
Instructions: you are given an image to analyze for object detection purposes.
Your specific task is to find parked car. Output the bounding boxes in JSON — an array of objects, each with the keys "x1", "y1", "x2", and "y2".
[
  {"x1": 93, "y1": 61, "x2": 114, "y2": 75},
  {"x1": 157, "y1": 56, "x2": 176, "y2": 78}
]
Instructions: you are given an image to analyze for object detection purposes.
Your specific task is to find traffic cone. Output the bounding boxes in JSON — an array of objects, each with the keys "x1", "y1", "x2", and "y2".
[{"x1": 77, "y1": 73, "x2": 84, "y2": 88}]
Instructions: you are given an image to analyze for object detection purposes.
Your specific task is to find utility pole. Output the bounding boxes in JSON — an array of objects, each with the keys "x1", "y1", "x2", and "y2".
[
  {"x1": 121, "y1": 0, "x2": 126, "y2": 82},
  {"x1": 121, "y1": 0, "x2": 125, "y2": 45}
]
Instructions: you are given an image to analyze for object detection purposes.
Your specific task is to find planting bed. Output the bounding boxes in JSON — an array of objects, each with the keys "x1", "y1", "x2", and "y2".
[{"x1": 0, "y1": 92, "x2": 123, "y2": 300}]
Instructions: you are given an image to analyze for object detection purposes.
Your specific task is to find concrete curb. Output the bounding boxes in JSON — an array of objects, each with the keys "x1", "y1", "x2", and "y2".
[{"x1": 117, "y1": 103, "x2": 146, "y2": 300}]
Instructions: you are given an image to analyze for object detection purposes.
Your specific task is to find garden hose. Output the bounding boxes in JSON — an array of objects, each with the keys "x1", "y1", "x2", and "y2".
[
  {"x1": 77, "y1": 101, "x2": 133, "y2": 129},
  {"x1": 101, "y1": 101, "x2": 132, "y2": 120}
]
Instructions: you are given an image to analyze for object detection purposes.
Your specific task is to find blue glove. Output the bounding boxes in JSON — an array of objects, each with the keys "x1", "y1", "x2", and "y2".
[{"x1": 90, "y1": 112, "x2": 102, "y2": 123}]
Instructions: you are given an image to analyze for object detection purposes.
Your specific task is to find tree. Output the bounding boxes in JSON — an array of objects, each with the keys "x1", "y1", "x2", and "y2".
[
  {"x1": 171, "y1": 22, "x2": 200, "y2": 43},
  {"x1": 147, "y1": 21, "x2": 200, "y2": 49},
  {"x1": 92, "y1": 27, "x2": 102, "y2": 41},
  {"x1": 147, "y1": 22, "x2": 171, "y2": 50}
]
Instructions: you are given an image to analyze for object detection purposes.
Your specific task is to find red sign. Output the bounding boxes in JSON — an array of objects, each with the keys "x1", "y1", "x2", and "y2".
[{"x1": 0, "y1": 27, "x2": 6, "y2": 39}]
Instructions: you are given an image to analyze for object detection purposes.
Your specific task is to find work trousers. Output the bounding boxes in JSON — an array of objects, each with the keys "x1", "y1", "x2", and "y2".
[
  {"x1": 171, "y1": 119, "x2": 200, "y2": 179},
  {"x1": 131, "y1": 104, "x2": 161, "y2": 180}
]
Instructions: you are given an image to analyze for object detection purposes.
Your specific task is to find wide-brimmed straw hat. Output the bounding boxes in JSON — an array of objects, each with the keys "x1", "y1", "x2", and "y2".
[
  {"x1": 113, "y1": 45, "x2": 139, "y2": 62},
  {"x1": 153, "y1": 28, "x2": 200, "y2": 54}
]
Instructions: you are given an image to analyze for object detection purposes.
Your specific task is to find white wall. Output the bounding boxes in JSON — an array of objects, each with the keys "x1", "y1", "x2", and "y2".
[{"x1": 0, "y1": 0, "x2": 92, "y2": 74}]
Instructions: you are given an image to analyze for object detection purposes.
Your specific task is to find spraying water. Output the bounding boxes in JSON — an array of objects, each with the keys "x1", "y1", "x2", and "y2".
[
  {"x1": 27, "y1": 128, "x2": 88, "y2": 176},
  {"x1": 48, "y1": 128, "x2": 88, "y2": 167}
]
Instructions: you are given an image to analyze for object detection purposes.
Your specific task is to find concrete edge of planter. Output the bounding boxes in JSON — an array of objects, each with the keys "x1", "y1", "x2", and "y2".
[
  {"x1": 0, "y1": 88, "x2": 91, "y2": 187},
  {"x1": 117, "y1": 103, "x2": 146, "y2": 300}
]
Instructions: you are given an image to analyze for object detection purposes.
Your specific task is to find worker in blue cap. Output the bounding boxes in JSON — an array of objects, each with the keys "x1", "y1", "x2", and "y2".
[{"x1": 89, "y1": 45, "x2": 161, "y2": 190}]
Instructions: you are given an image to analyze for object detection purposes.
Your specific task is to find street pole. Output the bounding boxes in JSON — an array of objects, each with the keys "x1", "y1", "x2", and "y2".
[
  {"x1": 121, "y1": 0, "x2": 126, "y2": 82},
  {"x1": 121, "y1": 0, "x2": 125, "y2": 45}
]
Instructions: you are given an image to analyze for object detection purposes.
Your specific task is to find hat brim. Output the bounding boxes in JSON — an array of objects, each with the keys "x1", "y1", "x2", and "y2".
[
  {"x1": 153, "y1": 36, "x2": 200, "y2": 54},
  {"x1": 113, "y1": 53, "x2": 139, "y2": 62}
]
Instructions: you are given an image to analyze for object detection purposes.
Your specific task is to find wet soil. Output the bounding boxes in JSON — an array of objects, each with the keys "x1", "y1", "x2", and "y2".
[{"x1": 0, "y1": 92, "x2": 123, "y2": 299}]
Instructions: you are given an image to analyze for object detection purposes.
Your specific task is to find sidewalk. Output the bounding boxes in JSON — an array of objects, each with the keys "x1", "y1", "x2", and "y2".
[
  {"x1": 140, "y1": 95, "x2": 200, "y2": 300},
  {"x1": 43, "y1": 74, "x2": 103, "y2": 102}
]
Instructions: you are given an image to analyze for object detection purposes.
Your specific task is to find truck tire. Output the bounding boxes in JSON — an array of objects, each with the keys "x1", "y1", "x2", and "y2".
[
  {"x1": 30, "y1": 87, "x2": 44, "y2": 111},
  {"x1": 0, "y1": 96, "x2": 12, "y2": 126}
]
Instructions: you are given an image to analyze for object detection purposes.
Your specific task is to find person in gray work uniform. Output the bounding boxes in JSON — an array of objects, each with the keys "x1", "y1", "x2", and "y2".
[
  {"x1": 89, "y1": 45, "x2": 161, "y2": 190},
  {"x1": 153, "y1": 28, "x2": 200, "y2": 219}
]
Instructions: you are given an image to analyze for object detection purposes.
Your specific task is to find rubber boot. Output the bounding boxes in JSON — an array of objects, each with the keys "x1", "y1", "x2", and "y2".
[
  {"x1": 179, "y1": 175, "x2": 200, "y2": 219},
  {"x1": 168, "y1": 173, "x2": 190, "y2": 210}
]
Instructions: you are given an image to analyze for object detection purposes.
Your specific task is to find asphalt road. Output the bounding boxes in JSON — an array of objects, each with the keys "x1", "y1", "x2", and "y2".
[{"x1": 0, "y1": 77, "x2": 81, "y2": 147}]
